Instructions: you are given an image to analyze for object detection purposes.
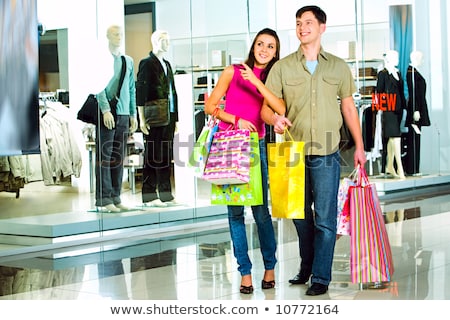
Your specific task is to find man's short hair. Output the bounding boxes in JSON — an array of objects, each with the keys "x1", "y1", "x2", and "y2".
[{"x1": 296, "y1": 5, "x2": 327, "y2": 24}]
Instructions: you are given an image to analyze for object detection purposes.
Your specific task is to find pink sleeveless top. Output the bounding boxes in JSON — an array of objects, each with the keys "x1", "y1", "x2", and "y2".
[{"x1": 218, "y1": 65, "x2": 266, "y2": 138}]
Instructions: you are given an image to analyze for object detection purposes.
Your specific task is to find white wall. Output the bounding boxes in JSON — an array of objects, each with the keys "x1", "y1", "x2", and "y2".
[{"x1": 417, "y1": 0, "x2": 450, "y2": 174}]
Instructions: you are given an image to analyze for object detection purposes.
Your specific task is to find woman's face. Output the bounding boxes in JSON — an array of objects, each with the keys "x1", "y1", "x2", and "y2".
[{"x1": 253, "y1": 34, "x2": 278, "y2": 68}]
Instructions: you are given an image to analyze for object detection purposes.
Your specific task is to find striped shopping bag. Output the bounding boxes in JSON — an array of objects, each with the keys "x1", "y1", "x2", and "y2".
[{"x1": 349, "y1": 167, "x2": 394, "y2": 284}]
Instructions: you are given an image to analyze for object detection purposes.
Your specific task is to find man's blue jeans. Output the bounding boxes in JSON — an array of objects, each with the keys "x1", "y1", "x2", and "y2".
[
  {"x1": 293, "y1": 151, "x2": 340, "y2": 286},
  {"x1": 95, "y1": 115, "x2": 129, "y2": 207},
  {"x1": 228, "y1": 139, "x2": 277, "y2": 276}
]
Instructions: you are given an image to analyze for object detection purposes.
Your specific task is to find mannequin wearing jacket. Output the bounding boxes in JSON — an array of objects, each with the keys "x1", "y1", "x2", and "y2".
[
  {"x1": 376, "y1": 50, "x2": 406, "y2": 179},
  {"x1": 95, "y1": 25, "x2": 137, "y2": 212},
  {"x1": 404, "y1": 51, "x2": 431, "y2": 175},
  {"x1": 136, "y1": 30, "x2": 178, "y2": 207}
]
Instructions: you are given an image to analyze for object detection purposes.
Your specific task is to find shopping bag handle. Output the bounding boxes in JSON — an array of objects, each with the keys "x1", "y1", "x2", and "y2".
[
  {"x1": 211, "y1": 107, "x2": 243, "y2": 131},
  {"x1": 207, "y1": 116, "x2": 219, "y2": 128},
  {"x1": 348, "y1": 165, "x2": 360, "y2": 181},
  {"x1": 283, "y1": 127, "x2": 295, "y2": 141},
  {"x1": 356, "y1": 165, "x2": 370, "y2": 186},
  {"x1": 207, "y1": 108, "x2": 221, "y2": 128}
]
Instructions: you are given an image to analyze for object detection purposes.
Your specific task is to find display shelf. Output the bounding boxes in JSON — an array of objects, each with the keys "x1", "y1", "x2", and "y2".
[
  {"x1": 346, "y1": 58, "x2": 383, "y2": 105},
  {"x1": 192, "y1": 66, "x2": 224, "y2": 110}
]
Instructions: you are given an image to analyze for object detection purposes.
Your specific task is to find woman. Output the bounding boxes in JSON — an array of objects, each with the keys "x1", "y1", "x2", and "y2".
[{"x1": 205, "y1": 28, "x2": 284, "y2": 294}]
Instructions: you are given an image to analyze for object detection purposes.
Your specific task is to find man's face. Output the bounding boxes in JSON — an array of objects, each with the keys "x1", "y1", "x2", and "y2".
[{"x1": 296, "y1": 11, "x2": 325, "y2": 45}]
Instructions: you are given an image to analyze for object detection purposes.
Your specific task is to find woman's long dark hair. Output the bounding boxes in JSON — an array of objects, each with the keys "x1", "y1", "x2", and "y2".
[{"x1": 244, "y1": 28, "x2": 280, "y2": 83}]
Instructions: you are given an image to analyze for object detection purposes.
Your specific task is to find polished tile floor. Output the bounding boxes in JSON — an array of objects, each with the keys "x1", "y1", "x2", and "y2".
[{"x1": 1, "y1": 187, "x2": 450, "y2": 301}]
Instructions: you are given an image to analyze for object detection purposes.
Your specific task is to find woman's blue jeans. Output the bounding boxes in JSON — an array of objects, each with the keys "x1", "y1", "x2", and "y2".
[
  {"x1": 227, "y1": 139, "x2": 277, "y2": 276},
  {"x1": 293, "y1": 151, "x2": 340, "y2": 286}
]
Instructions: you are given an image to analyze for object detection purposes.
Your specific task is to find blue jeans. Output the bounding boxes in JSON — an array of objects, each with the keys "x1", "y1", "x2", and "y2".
[
  {"x1": 228, "y1": 139, "x2": 277, "y2": 276},
  {"x1": 293, "y1": 151, "x2": 340, "y2": 286},
  {"x1": 95, "y1": 115, "x2": 129, "y2": 207}
]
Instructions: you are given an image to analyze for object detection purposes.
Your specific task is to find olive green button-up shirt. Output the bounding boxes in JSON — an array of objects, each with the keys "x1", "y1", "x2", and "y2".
[{"x1": 266, "y1": 47, "x2": 356, "y2": 156}]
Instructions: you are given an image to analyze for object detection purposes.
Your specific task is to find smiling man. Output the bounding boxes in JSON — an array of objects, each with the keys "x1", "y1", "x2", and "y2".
[{"x1": 261, "y1": 5, "x2": 366, "y2": 296}]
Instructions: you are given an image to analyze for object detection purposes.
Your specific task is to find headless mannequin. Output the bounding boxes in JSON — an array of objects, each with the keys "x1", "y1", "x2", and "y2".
[
  {"x1": 404, "y1": 50, "x2": 431, "y2": 175},
  {"x1": 379, "y1": 50, "x2": 406, "y2": 179},
  {"x1": 409, "y1": 51, "x2": 423, "y2": 123}
]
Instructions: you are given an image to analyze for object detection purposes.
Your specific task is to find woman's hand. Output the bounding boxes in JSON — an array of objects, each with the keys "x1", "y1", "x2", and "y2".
[
  {"x1": 239, "y1": 63, "x2": 258, "y2": 85},
  {"x1": 237, "y1": 118, "x2": 257, "y2": 132}
]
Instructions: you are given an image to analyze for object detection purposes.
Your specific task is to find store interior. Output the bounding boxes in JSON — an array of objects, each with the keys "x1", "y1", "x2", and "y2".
[{"x1": 0, "y1": 0, "x2": 449, "y2": 281}]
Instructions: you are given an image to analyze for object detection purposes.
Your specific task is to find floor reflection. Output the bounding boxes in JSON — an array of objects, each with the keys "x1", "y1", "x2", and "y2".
[{"x1": 1, "y1": 192, "x2": 450, "y2": 300}]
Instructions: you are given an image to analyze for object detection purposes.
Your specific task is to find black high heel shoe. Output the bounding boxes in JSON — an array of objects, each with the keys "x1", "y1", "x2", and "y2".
[
  {"x1": 240, "y1": 285, "x2": 254, "y2": 294},
  {"x1": 261, "y1": 279, "x2": 276, "y2": 289}
]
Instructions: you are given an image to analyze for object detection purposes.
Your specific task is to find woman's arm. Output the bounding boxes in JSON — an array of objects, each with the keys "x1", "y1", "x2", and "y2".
[
  {"x1": 204, "y1": 65, "x2": 236, "y2": 125},
  {"x1": 239, "y1": 63, "x2": 286, "y2": 115}
]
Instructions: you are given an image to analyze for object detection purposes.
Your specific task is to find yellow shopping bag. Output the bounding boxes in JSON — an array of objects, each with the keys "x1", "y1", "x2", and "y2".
[{"x1": 267, "y1": 129, "x2": 305, "y2": 219}]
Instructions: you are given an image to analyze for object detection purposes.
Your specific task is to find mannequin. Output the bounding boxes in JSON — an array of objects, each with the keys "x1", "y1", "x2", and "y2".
[
  {"x1": 95, "y1": 25, "x2": 137, "y2": 212},
  {"x1": 376, "y1": 50, "x2": 406, "y2": 179},
  {"x1": 404, "y1": 51, "x2": 431, "y2": 175},
  {"x1": 136, "y1": 30, "x2": 178, "y2": 207}
]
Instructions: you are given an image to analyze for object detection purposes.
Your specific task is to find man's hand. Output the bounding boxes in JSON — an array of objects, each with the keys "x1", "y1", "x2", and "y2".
[
  {"x1": 140, "y1": 121, "x2": 149, "y2": 135},
  {"x1": 137, "y1": 106, "x2": 149, "y2": 135},
  {"x1": 130, "y1": 117, "x2": 138, "y2": 133},
  {"x1": 413, "y1": 111, "x2": 421, "y2": 122},
  {"x1": 273, "y1": 114, "x2": 292, "y2": 134},
  {"x1": 103, "y1": 111, "x2": 115, "y2": 129},
  {"x1": 353, "y1": 147, "x2": 367, "y2": 169}
]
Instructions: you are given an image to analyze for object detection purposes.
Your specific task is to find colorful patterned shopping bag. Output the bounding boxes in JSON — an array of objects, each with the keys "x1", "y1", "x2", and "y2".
[
  {"x1": 203, "y1": 129, "x2": 251, "y2": 185},
  {"x1": 349, "y1": 167, "x2": 394, "y2": 283},
  {"x1": 211, "y1": 132, "x2": 263, "y2": 206},
  {"x1": 267, "y1": 129, "x2": 305, "y2": 219},
  {"x1": 188, "y1": 116, "x2": 218, "y2": 177},
  {"x1": 336, "y1": 168, "x2": 358, "y2": 236}
]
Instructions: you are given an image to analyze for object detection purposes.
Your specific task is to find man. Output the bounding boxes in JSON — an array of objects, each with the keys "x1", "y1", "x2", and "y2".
[
  {"x1": 95, "y1": 25, "x2": 137, "y2": 213},
  {"x1": 261, "y1": 5, "x2": 366, "y2": 296},
  {"x1": 136, "y1": 30, "x2": 178, "y2": 207}
]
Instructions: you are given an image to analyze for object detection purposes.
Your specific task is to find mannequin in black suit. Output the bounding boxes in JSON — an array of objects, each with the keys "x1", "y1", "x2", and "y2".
[
  {"x1": 404, "y1": 51, "x2": 431, "y2": 175},
  {"x1": 136, "y1": 30, "x2": 178, "y2": 206},
  {"x1": 376, "y1": 50, "x2": 406, "y2": 179}
]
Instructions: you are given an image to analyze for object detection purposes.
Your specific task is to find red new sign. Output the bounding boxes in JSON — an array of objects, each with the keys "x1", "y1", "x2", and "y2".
[{"x1": 371, "y1": 93, "x2": 397, "y2": 111}]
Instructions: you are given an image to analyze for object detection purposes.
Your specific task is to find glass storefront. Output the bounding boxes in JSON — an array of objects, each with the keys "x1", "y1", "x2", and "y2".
[{"x1": 0, "y1": 0, "x2": 448, "y2": 258}]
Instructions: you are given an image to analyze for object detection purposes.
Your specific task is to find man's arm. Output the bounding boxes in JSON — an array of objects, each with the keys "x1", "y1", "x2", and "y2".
[
  {"x1": 341, "y1": 96, "x2": 367, "y2": 168},
  {"x1": 136, "y1": 59, "x2": 149, "y2": 134}
]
